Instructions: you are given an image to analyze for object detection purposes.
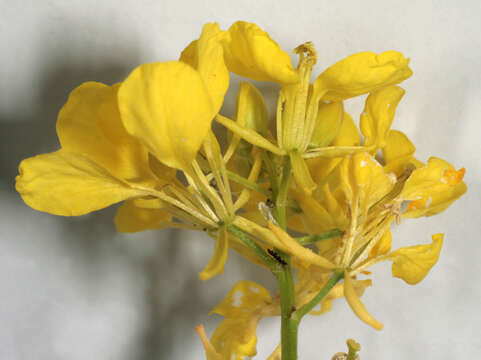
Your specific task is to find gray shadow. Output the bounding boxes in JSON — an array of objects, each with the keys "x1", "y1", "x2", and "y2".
[{"x1": 0, "y1": 17, "x2": 278, "y2": 360}]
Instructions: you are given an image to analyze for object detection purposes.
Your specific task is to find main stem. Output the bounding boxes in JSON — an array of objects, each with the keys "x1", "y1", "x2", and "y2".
[{"x1": 272, "y1": 157, "x2": 298, "y2": 360}]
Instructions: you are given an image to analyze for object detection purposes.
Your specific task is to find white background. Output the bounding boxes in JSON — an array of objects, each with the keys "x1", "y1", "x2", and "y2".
[{"x1": 1, "y1": 1, "x2": 480, "y2": 359}]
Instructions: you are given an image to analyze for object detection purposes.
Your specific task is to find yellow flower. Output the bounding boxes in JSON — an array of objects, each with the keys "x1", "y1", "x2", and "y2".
[
  {"x1": 15, "y1": 21, "x2": 468, "y2": 351},
  {"x1": 210, "y1": 21, "x2": 412, "y2": 195},
  {"x1": 16, "y1": 22, "x2": 244, "y2": 281},
  {"x1": 270, "y1": 151, "x2": 463, "y2": 330}
]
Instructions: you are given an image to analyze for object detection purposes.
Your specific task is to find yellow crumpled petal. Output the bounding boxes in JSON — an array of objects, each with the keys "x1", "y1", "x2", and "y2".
[
  {"x1": 180, "y1": 23, "x2": 229, "y2": 114},
  {"x1": 210, "y1": 318, "x2": 258, "y2": 360},
  {"x1": 56, "y1": 81, "x2": 153, "y2": 182},
  {"x1": 339, "y1": 152, "x2": 395, "y2": 212},
  {"x1": 114, "y1": 200, "x2": 172, "y2": 233},
  {"x1": 382, "y1": 130, "x2": 416, "y2": 176},
  {"x1": 211, "y1": 280, "x2": 272, "y2": 318},
  {"x1": 222, "y1": 21, "x2": 298, "y2": 84},
  {"x1": 199, "y1": 227, "x2": 229, "y2": 280},
  {"x1": 118, "y1": 61, "x2": 214, "y2": 171},
  {"x1": 310, "y1": 101, "x2": 344, "y2": 148},
  {"x1": 208, "y1": 279, "x2": 271, "y2": 359},
  {"x1": 400, "y1": 157, "x2": 466, "y2": 201},
  {"x1": 360, "y1": 86, "x2": 405, "y2": 150},
  {"x1": 387, "y1": 233, "x2": 443, "y2": 285},
  {"x1": 344, "y1": 272, "x2": 383, "y2": 330},
  {"x1": 314, "y1": 51, "x2": 412, "y2": 101},
  {"x1": 15, "y1": 150, "x2": 145, "y2": 216}
]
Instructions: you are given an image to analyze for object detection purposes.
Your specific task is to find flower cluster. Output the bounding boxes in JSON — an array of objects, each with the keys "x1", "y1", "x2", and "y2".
[{"x1": 16, "y1": 21, "x2": 466, "y2": 359}]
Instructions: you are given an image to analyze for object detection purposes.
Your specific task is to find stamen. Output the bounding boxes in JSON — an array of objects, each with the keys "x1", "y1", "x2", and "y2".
[{"x1": 191, "y1": 160, "x2": 229, "y2": 220}]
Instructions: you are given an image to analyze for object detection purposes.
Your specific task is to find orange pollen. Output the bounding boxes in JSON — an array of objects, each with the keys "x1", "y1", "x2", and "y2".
[
  {"x1": 443, "y1": 168, "x2": 466, "y2": 186},
  {"x1": 406, "y1": 198, "x2": 427, "y2": 211},
  {"x1": 361, "y1": 270, "x2": 372, "y2": 275}
]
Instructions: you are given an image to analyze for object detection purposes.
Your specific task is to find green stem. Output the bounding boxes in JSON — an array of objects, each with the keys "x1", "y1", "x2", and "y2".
[
  {"x1": 296, "y1": 229, "x2": 343, "y2": 246},
  {"x1": 277, "y1": 266, "x2": 298, "y2": 360},
  {"x1": 292, "y1": 269, "x2": 344, "y2": 321},
  {"x1": 271, "y1": 156, "x2": 299, "y2": 360}
]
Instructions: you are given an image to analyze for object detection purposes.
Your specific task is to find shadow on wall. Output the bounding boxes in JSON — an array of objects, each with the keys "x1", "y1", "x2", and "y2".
[{"x1": 0, "y1": 17, "x2": 276, "y2": 360}]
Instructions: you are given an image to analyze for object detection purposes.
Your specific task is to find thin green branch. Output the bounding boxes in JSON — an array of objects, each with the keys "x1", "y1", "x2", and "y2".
[
  {"x1": 292, "y1": 269, "x2": 344, "y2": 322},
  {"x1": 226, "y1": 224, "x2": 278, "y2": 271}
]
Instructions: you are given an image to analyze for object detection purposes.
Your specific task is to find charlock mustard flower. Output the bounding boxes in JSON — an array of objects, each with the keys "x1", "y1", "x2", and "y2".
[
  {"x1": 15, "y1": 20, "x2": 468, "y2": 360},
  {"x1": 16, "y1": 22, "x2": 262, "y2": 281},
  {"x1": 212, "y1": 21, "x2": 412, "y2": 195},
  {"x1": 271, "y1": 150, "x2": 465, "y2": 330}
]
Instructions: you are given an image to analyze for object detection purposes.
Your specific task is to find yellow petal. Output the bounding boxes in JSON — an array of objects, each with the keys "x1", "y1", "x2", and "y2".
[
  {"x1": 332, "y1": 112, "x2": 361, "y2": 147},
  {"x1": 224, "y1": 82, "x2": 268, "y2": 168},
  {"x1": 315, "y1": 51, "x2": 412, "y2": 101},
  {"x1": 310, "y1": 101, "x2": 344, "y2": 147},
  {"x1": 56, "y1": 82, "x2": 152, "y2": 182},
  {"x1": 179, "y1": 39, "x2": 198, "y2": 68},
  {"x1": 180, "y1": 23, "x2": 229, "y2": 114},
  {"x1": 236, "y1": 81, "x2": 269, "y2": 135},
  {"x1": 382, "y1": 130, "x2": 416, "y2": 176},
  {"x1": 195, "y1": 325, "x2": 223, "y2": 360},
  {"x1": 292, "y1": 189, "x2": 336, "y2": 233},
  {"x1": 360, "y1": 86, "x2": 405, "y2": 150},
  {"x1": 268, "y1": 222, "x2": 336, "y2": 269},
  {"x1": 114, "y1": 200, "x2": 172, "y2": 233},
  {"x1": 400, "y1": 157, "x2": 466, "y2": 201},
  {"x1": 199, "y1": 227, "x2": 229, "y2": 281},
  {"x1": 210, "y1": 318, "x2": 258, "y2": 359},
  {"x1": 118, "y1": 61, "x2": 214, "y2": 171},
  {"x1": 211, "y1": 280, "x2": 272, "y2": 318},
  {"x1": 148, "y1": 154, "x2": 179, "y2": 185},
  {"x1": 290, "y1": 152, "x2": 317, "y2": 195},
  {"x1": 307, "y1": 112, "x2": 360, "y2": 183},
  {"x1": 344, "y1": 272, "x2": 383, "y2": 330},
  {"x1": 387, "y1": 234, "x2": 443, "y2": 285},
  {"x1": 339, "y1": 152, "x2": 395, "y2": 212},
  {"x1": 222, "y1": 21, "x2": 298, "y2": 84},
  {"x1": 403, "y1": 181, "x2": 467, "y2": 218},
  {"x1": 16, "y1": 150, "x2": 144, "y2": 216},
  {"x1": 317, "y1": 183, "x2": 348, "y2": 229}
]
